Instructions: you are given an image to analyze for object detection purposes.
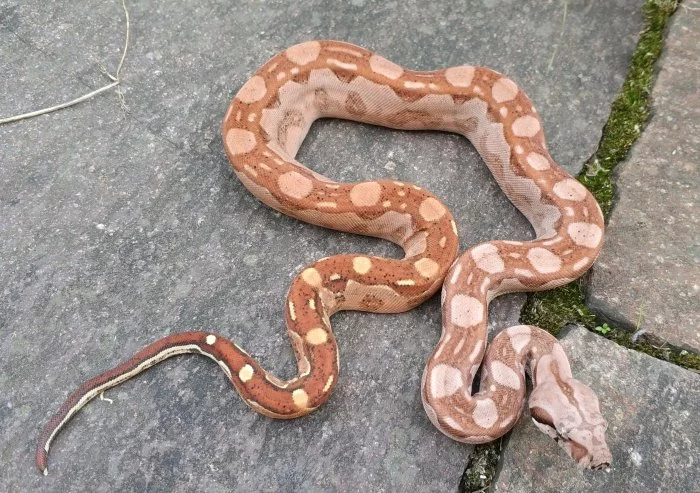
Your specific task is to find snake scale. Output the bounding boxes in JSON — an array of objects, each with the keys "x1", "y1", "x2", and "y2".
[{"x1": 37, "y1": 40, "x2": 612, "y2": 474}]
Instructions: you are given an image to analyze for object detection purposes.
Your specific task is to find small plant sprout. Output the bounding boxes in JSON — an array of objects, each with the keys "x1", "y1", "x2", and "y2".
[{"x1": 595, "y1": 323, "x2": 612, "y2": 335}]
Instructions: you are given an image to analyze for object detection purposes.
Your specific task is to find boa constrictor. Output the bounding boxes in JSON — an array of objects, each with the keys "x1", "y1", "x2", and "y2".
[{"x1": 37, "y1": 40, "x2": 612, "y2": 474}]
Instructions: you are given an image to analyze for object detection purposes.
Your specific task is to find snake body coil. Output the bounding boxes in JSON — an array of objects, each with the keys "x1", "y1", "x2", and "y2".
[{"x1": 37, "y1": 41, "x2": 611, "y2": 474}]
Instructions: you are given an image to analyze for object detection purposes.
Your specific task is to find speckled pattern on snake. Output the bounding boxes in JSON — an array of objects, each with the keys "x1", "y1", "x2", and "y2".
[{"x1": 37, "y1": 40, "x2": 612, "y2": 474}]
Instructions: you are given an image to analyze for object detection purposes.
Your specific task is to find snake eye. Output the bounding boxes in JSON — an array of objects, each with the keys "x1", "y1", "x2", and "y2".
[
  {"x1": 530, "y1": 406, "x2": 559, "y2": 439},
  {"x1": 530, "y1": 406, "x2": 555, "y2": 428}
]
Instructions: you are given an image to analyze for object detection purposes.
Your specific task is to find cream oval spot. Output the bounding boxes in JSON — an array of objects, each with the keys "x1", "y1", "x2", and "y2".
[
  {"x1": 498, "y1": 415, "x2": 516, "y2": 430},
  {"x1": 445, "y1": 66, "x2": 475, "y2": 87},
  {"x1": 305, "y1": 328, "x2": 328, "y2": 345},
  {"x1": 510, "y1": 333, "x2": 531, "y2": 353},
  {"x1": 350, "y1": 181, "x2": 382, "y2": 207},
  {"x1": 225, "y1": 128, "x2": 257, "y2": 155},
  {"x1": 278, "y1": 171, "x2": 313, "y2": 199},
  {"x1": 470, "y1": 243, "x2": 505, "y2": 274},
  {"x1": 316, "y1": 202, "x2": 337, "y2": 208},
  {"x1": 285, "y1": 41, "x2": 321, "y2": 65},
  {"x1": 301, "y1": 267, "x2": 322, "y2": 287},
  {"x1": 404, "y1": 231, "x2": 428, "y2": 257},
  {"x1": 467, "y1": 339, "x2": 484, "y2": 363},
  {"x1": 323, "y1": 374, "x2": 334, "y2": 393},
  {"x1": 553, "y1": 179, "x2": 588, "y2": 201},
  {"x1": 512, "y1": 115, "x2": 541, "y2": 137},
  {"x1": 430, "y1": 363, "x2": 464, "y2": 399},
  {"x1": 205, "y1": 334, "x2": 217, "y2": 345},
  {"x1": 442, "y1": 416, "x2": 466, "y2": 434},
  {"x1": 453, "y1": 338, "x2": 466, "y2": 356},
  {"x1": 450, "y1": 294, "x2": 484, "y2": 328},
  {"x1": 507, "y1": 325, "x2": 532, "y2": 336},
  {"x1": 491, "y1": 77, "x2": 519, "y2": 102},
  {"x1": 573, "y1": 256, "x2": 591, "y2": 271},
  {"x1": 414, "y1": 258, "x2": 439, "y2": 278},
  {"x1": 418, "y1": 197, "x2": 447, "y2": 222},
  {"x1": 238, "y1": 364, "x2": 254, "y2": 382},
  {"x1": 527, "y1": 247, "x2": 562, "y2": 274},
  {"x1": 450, "y1": 263, "x2": 462, "y2": 285},
  {"x1": 352, "y1": 256, "x2": 372, "y2": 275},
  {"x1": 472, "y1": 398, "x2": 498, "y2": 429},
  {"x1": 369, "y1": 54, "x2": 404, "y2": 79},
  {"x1": 404, "y1": 80, "x2": 426, "y2": 89},
  {"x1": 327, "y1": 58, "x2": 357, "y2": 71},
  {"x1": 498, "y1": 278, "x2": 527, "y2": 293},
  {"x1": 526, "y1": 152, "x2": 550, "y2": 170},
  {"x1": 567, "y1": 222, "x2": 603, "y2": 248},
  {"x1": 292, "y1": 388, "x2": 309, "y2": 408},
  {"x1": 480, "y1": 277, "x2": 490, "y2": 294},
  {"x1": 236, "y1": 75, "x2": 267, "y2": 104},
  {"x1": 490, "y1": 361, "x2": 521, "y2": 390}
]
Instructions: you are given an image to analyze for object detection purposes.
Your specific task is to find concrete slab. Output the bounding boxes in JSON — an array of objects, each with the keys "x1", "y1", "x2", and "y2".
[
  {"x1": 588, "y1": 2, "x2": 700, "y2": 352},
  {"x1": 494, "y1": 325, "x2": 700, "y2": 493},
  {"x1": 1, "y1": 0, "x2": 643, "y2": 491}
]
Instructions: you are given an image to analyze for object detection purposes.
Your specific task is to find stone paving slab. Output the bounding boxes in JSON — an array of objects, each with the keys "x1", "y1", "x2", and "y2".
[
  {"x1": 589, "y1": 2, "x2": 699, "y2": 353},
  {"x1": 494, "y1": 325, "x2": 700, "y2": 493},
  {"x1": 1, "y1": 0, "x2": 643, "y2": 491}
]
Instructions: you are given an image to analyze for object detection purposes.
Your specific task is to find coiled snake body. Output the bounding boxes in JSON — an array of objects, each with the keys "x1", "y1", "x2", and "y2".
[{"x1": 37, "y1": 41, "x2": 611, "y2": 474}]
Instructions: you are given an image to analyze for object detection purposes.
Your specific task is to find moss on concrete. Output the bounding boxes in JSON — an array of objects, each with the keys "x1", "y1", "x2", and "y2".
[
  {"x1": 579, "y1": 0, "x2": 680, "y2": 216},
  {"x1": 606, "y1": 330, "x2": 700, "y2": 371},
  {"x1": 521, "y1": 275, "x2": 700, "y2": 371},
  {"x1": 459, "y1": 442, "x2": 501, "y2": 493},
  {"x1": 520, "y1": 278, "x2": 595, "y2": 337}
]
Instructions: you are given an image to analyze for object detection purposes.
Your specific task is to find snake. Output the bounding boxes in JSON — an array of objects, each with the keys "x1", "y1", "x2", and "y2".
[{"x1": 37, "y1": 40, "x2": 612, "y2": 474}]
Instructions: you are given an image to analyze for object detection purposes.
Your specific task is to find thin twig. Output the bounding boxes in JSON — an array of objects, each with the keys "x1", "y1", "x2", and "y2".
[
  {"x1": 115, "y1": 0, "x2": 129, "y2": 79},
  {"x1": 0, "y1": 0, "x2": 130, "y2": 125},
  {"x1": 635, "y1": 303, "x2": 645, "y2": 331},
  {"x1": 113, "y1": 0, "x2": 130, "y2": 112},
  {"x1": 0, "y1": 82, "x2": 120, "y2": 124}
]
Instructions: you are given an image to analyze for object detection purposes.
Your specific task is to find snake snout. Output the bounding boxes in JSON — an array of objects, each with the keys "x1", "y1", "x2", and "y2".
[{"x1": 564, "y1": 436, "x2": 612, "y2": 470}]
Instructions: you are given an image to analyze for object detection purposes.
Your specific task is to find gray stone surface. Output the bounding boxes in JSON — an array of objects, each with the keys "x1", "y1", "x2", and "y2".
[
  {"x1": 1, "y1": 1, "x2": 643, "y2": 491},
  {"x1": 494, "y1": 325, "x2": 700, "y2": 493},
  {"x1": 589, "y1": 2, "x2": 700, "y2": 353}
]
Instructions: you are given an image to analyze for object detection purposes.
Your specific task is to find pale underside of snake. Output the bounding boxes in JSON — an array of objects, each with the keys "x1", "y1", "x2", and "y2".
[{"x1": 37, "y1": 40, "x2": 611, "y2": 474}]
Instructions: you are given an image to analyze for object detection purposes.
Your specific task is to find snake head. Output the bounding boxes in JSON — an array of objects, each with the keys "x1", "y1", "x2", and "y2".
[{"x1": 529, "y1": 379, "x2": 612, "y2": 470}]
